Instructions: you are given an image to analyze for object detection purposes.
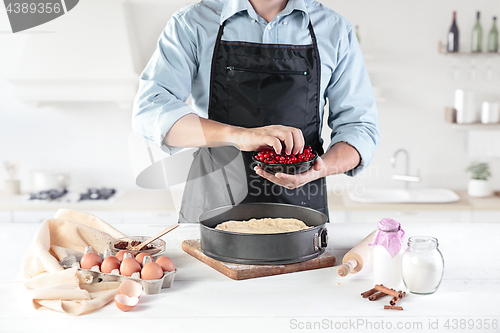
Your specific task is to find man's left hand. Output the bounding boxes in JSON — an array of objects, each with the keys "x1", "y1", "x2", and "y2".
[{"x1": 254, "y1": 156, "x2": 326, "y2": 189}]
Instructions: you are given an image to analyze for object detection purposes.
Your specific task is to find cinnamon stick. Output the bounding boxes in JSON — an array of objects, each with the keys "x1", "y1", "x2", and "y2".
[
  {"x1": 384, "y1": 305, "x2": 403, "y2": 311},
  {"x1": 374, "y1": 284, "x2": 402, "y2": 298},
  {"x1": 361, "y1": 287, "x2": 378, "y2": 298},
  {"x1": 390, "y1": 292, "x2": 406, "y2": 306},
  {"x1": 368, "y1": 291, "x2": 388, "y2": 301}
]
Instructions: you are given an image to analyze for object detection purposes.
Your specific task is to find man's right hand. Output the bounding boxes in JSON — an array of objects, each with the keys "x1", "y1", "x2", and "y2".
[
  {"x1": 163, "y1": 114, "x2": 305, "y2": 155},
  {"x1": 232, "y1": 125, "x2": 305, "y2": 155}
]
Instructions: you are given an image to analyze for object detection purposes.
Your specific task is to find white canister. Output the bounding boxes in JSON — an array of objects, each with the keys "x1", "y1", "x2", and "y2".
[
  {"x1": 481, "y1": 102, "x2": 500, "y2": 124},
  {"x1": 4, "y1": 180, "x2": 21, "y2": 195},
  {"x1": 492, "y1": 103, "x2": 500, "y2": 123},
  {"x1": 31, "y1": 171, "x2": 68, "y2": 192},
  {"x1": 372, "y1": 218, "x2": 405, "y2": 288},
  {"x1": 455, "y1": 89, "x2": 477, "y2": 124}
]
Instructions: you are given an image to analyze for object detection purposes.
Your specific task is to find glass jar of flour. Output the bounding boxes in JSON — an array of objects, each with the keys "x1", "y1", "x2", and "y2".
[{"x1": 401, "y1": 236, "x2": 444, "y2": 294}]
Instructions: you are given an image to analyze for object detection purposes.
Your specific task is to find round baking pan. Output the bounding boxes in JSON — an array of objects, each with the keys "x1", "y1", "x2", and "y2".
[{"x1": 198, "y1": 203, "x2": 328, "y2": 265}]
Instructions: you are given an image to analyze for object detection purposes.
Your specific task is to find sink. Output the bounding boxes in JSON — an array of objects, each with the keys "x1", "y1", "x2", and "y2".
[{"x1": 348, "y1": 188, "x2": 460, "y2": 203}]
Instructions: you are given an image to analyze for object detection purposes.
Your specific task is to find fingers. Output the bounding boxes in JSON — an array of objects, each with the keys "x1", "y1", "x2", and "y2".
[
  {"x1": 242, "y1": 125, "x2": 305, "y2": 155},
  {"x1": 254, "y1": 160, "x2": 323, "y2": 190},
  {"x1": 254, "y1": 166, "x2": 297, "y2": 189},
  {"x1": 281, "y1": 131, "x2": 294, "y2": 155},
  {"x1": 290, "y1": 128, "x2": 305, "y2": 155},
  {"x1": 266, "y1": 126, "x2": 304, "y2": 155},
  {"x1": 264, "y1": 136, "x2": 283, "y2": 155},
  {"x1": 274, "y1": 172, "x2": 299, "y2": 189}
]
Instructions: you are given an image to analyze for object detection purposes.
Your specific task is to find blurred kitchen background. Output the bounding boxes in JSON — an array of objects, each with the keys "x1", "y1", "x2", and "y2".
[{"x1": 0, "y1": 0, "x2": 499, "y2": 223}]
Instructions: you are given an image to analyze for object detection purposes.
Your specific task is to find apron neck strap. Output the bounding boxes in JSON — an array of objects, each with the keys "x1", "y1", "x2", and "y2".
[{"x1": 216, "y1": 19, "x2": 318, "y2": 46}]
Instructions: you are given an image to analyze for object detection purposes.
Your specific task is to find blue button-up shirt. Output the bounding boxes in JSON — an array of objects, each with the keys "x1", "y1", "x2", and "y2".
[{"x1": 132, "y1": 0, "x2": 380, "y2": 176}]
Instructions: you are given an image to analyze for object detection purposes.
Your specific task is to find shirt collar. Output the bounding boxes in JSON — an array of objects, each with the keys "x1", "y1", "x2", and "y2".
[
  {"x1": 220, "y1": 0, "x2": 248, "y2": 24},
  {"x1": 220, "y1": 0, "x2": 309, "y2": 27}
]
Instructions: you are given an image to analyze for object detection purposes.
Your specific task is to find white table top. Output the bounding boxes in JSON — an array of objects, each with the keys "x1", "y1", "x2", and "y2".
[{"x1": 1, "y1": 221, "x2": 499, "y2": 333}]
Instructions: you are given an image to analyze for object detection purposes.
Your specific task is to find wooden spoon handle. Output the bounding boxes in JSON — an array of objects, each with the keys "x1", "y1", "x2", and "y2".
[{"x1": 131, "y1": 224, "x2": 179, "y2": 251}]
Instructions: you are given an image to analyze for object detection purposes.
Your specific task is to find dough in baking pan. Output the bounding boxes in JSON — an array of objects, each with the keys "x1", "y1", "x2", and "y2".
[{"x1": 215, "y1": 218, "x2": 310, "y2": 234}]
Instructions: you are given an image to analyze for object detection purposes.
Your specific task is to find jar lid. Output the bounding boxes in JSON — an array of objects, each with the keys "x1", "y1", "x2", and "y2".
[
  {"x1": 371, "y1": 218, "x2": 405, "y2": 258},
  {"x1": 377, "y1": 218, "x2": 401, "y2": 232}
]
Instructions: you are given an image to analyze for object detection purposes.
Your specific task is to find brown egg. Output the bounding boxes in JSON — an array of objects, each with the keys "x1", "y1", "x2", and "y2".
[
  {"x1": 120, "y1": 257, "x2": 141, "y2": 277},
  {"x1": 135, "y1": 252, "x2": 152, "y2": 267},
  {"x1": 115, "y1": 294, "x2": 139, "y2": 312},
  {"x1": 156, "y1": 256, "x2": 175, "y2": 272},
  {"x1": 101, "y1": 256, "x2": 121, "y2": 273},
  {"x1": 115, "y1": 250, "x2": 132, "y2": 262},
  {"x1": 118, "y1": 280, "x2": 142, "y2": 298},
  {"x1": 80, "y1": 252, "x2": 103, "y2": 270},
  {"x1": 141, "y1": 262, "x2": 164, "y2": 280},
  {"x1": 115, "y1": 280, "x2": 142, "y2": 311}
]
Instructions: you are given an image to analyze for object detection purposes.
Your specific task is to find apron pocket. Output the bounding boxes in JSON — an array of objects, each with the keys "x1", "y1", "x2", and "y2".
[{"x1": 226, "y1": 66, "x2": 308, "y2": 128}]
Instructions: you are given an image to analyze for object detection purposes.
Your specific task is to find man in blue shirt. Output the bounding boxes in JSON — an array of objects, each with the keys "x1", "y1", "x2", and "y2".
[{"x1": 133, "y1": 0, "x2": 380, "y2": 221}]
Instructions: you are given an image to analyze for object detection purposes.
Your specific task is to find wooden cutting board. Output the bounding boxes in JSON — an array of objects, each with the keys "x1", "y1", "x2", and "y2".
[{"x1": 182, "y1": 239, "x2": 336, "y2": 280}]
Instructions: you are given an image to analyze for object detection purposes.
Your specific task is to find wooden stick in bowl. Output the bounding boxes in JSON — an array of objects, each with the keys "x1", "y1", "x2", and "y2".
[{"x1": 129, "y1": 224, "x2": 179, "y2": 251}]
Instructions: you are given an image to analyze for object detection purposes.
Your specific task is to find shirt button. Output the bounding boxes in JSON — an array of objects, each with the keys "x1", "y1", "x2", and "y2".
[
  {"x1": 283, "y1": 21, "x2": 288, "y2": 25},
  {"x1": 251, "y1": 19, "x2": 256, "y2": 23},
  {"x1": 267, "y1": 25, "x2": 272, "y2": 30}
]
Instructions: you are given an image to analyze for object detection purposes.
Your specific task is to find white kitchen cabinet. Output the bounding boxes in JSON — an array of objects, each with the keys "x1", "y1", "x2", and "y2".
[
  {"x1": 11, "y1": 209, "x2": 178, "y2": 224},
  {"x1": 12, "y1": 210, "x2": 59, "y2": 223},
  {"x1": 328, "y1": 210, "x2": 346, "y2": 223},
  {"x1": 0, "y1": 211, "x2": 12, "y2": 223},
  {"x1": 345, "y1": 209, "x2": 472, "y2": 224},
  {"x1": 471, "y1": 210, "x2": 500, "y2": 223},
  {"x1": 84, "y1": 210, "x2": 179, "y2": 225}
]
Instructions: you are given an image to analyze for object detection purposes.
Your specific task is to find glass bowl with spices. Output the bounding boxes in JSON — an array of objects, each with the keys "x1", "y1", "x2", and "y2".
[{"x1": 109, "y1": 236, "x2": 166, "y2": 258}]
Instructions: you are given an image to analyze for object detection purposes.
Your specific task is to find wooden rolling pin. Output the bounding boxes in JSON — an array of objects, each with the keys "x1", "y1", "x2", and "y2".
[{"x1": 337, "y1": 230, "x2": 377, "y2": 277}]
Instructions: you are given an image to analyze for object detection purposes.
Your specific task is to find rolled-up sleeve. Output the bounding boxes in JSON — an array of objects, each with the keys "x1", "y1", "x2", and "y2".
[
  {"x1": 325, "y1": 24, "x2": 381, "y2": 176},
  {"x1": 132, "y1": 14, "x2": 198, "y2": 155}
]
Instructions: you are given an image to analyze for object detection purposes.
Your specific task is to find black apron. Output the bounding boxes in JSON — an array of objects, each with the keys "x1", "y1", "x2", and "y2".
[{"x1": 179, "y1": 19, "x2": 328, "y2": 223}]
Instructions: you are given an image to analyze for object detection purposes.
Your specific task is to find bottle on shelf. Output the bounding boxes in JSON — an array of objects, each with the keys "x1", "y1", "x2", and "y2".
[
  {"x1": 447, "y1": 11, "x2": 459, "y2": 52},
  {"x1": 471, "y1": 11, "x2": 483, "y2": 52},
  {"x1": 355, "y1": 25, "x2": 361, "y2": 44},
  {"x1": 488, "y1": 16, "x2": 499, "y2": 52}
]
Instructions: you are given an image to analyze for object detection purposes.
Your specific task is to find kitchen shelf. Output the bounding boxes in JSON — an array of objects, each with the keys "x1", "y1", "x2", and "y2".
[
  {"x1": 450, "y1": 123, "x2": 500, "y2": 131},
  {"x1": 440, "y1": 51, "x2": 500, "y2": 57},
  {"x1": 438, "y1": 41, "x2": 500, "y2": 57}
]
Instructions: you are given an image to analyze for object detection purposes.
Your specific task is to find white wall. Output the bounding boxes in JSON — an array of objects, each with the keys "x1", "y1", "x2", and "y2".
[
  {"x1": 0, "y1": 0, "x2": 499, "y2": 194},
  {"x1": 0, "y1": 86, "x2": 136, "y2": 192},
  {"x1": 323, "y1": 0, "x2": 500, "y2": 192}
]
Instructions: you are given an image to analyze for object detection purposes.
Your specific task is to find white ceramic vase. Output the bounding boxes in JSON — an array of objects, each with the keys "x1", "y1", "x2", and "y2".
[
  {"x1": 467, "y1": 179, "x2": 493, "y2": 197},
  {"x1": 4, "y1": 180, "x2": 21, "y2": 195}
]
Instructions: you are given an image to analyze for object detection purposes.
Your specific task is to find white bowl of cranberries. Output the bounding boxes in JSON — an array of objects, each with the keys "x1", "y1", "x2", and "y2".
[{"x1": 252, "y1": 145, "x2": 318, "y2": 175}]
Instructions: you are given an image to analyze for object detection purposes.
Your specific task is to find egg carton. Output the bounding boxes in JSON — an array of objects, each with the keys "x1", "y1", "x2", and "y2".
[{"x1": 59, "y1": 253, "x2": 176, "y2": 295}]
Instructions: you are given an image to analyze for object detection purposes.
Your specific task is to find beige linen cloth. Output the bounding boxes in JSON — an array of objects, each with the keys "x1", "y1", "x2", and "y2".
[{"x1": 23, "y1": 209, "x2": 127, "y2": 315}]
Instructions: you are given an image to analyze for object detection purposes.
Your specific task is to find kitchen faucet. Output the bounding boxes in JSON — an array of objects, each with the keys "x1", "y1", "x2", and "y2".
[{"x1": 391, "y1": 149, "x2": 420, "y2": 189}]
